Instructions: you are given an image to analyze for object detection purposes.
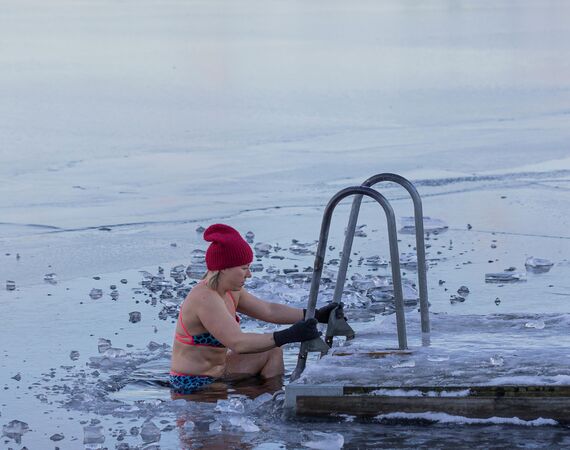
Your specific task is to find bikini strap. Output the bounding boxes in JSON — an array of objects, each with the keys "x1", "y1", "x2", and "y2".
[
  {"x1": 226, "y1": 290, "x2": 238, "y2": 309},
  {"x1": 177, "y1": 309, "x2": 193, "y2": 337}
]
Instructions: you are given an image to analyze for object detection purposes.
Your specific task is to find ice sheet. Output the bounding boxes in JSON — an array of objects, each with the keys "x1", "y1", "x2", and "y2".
[{"x1": 296, "y1": 311, "x2": 570, "y2": 387}]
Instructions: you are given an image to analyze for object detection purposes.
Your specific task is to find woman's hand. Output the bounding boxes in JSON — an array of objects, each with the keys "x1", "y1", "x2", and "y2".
[
  {"x1": 304, "y1": 302, "x2": 344, "y2": 323},
  {"x1": 273, "y1": 318, "x2": 320, "y2": 347}
]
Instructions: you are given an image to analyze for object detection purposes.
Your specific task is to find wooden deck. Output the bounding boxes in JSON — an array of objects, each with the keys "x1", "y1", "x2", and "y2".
[{"x1": 284, "y1": 384, "x2": 570, "y2": 424}]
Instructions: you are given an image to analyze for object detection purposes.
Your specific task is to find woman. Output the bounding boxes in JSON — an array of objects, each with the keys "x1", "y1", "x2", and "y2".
[{"x1": 170, "y1": 223, "x2": 338, "y2": 394}]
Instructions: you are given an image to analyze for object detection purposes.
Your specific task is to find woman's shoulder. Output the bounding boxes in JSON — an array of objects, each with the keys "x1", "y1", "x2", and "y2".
[{"x1": 185, "y1": 283, "x2": 217, "y2": 306}]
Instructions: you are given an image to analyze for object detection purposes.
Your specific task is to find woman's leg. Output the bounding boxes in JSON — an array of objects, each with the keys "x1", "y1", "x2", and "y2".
[{"x1": 224, "y1": 347, "x2": 284, "y2": 379}]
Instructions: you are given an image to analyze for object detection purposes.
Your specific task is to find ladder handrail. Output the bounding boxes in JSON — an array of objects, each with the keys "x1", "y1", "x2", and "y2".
[
  {"x1": 332, "y1": 173, "x2": 430, "y2": 333},
  {"x1": 291, "y1": 186, "x2": 407, "y2": 381}
]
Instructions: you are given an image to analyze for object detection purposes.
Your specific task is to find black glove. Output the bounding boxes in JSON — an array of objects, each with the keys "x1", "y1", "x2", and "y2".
[
  {"x1": 305, "y1": 302, "x2": 342, "y2": 324},
  {"x1": 273, "y1": 318, "x2": 319, "y2": 347}
]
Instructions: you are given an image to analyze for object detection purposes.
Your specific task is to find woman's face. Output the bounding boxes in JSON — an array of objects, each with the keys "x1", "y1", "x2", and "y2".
[{"x1": 221, "y1": 264, "x2": 252, "y2": 290}]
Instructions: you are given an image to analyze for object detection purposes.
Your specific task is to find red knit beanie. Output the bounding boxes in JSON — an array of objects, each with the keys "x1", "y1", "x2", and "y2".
[{"x1": 204, "y1": 224, "x2": 254, "y2": 271}]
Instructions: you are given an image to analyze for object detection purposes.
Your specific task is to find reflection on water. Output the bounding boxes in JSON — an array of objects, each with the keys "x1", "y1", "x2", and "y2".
[{"x1": 169, "y1": 375, "x2": 284, "y2": 404}]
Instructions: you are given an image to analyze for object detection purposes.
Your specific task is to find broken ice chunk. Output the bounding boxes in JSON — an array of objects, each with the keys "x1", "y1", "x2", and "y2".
[
  {"x1": 341, "y1": 291, "x2": 370, "y2": 308},
  {"x1": 228, "y1": 416, "x2": 260, "y2": 432},
  {"x1": 392, "y1": 359, "x2": 416, "y2": 369},
  {"x1": 485, "y1": 272, "x2": 526, "y2": 283},
  {"x1": 254, "y1": 242, "x2": 272, "y2": 256},
  {"x1": 350, "y1": 274, "x2": 391, "y2": 291},
  {"x1": 525, "y1": 257, "x2": 554, "y2": 273},
  {"x1": 44, "y1": 272, "x2": 57, "y2": 284},
  {"x1": 367, "y1": 287, "x2": 393, "y2": 302},
  {"x1": 524, "y1": 320, "x2": 545, "y2": 330},
  {"x1": 399, "y1": 253, "x2": 418, "y2": 269},
  {"x1": 186, "y1": 263, "x2": 206, "y2": 279},
  {"x1": 98, "y1": 338, "x2": 112, "y2": 354},
  {"x1": 245, "y1": 231, "x2": 255, "y2": 243},
  {"x1": 215, "y1": 397, "x2": 245, "y2": 414},
  {"x1": 208, "y1": 420, "x2": 223, "y2": 432},
  {"x1": 70, "y1": 350, "x2": 80, "y2": 361},
  {"x1": 89, "y1": 288, "x2": 103, "y2": 299},
  {"x1": 457, "y1": 286, "x2": 470, "y2": 295},
  {"x1": 402, "y1": 282, "x2": 419, "y2": 302},
  {"x1": 160, "y1": 288, "x2": 173, "y2": 300},
  {"x1": 83, "y1": 425, "x2": 105, "y2": 444},
  {"x1": 2, "y1": 419, "x2": 29, "y2": 443},
  {"x1": 450, "y1": 295, "x2": 465, "y2": 304},
  {"x1": 129, "y1": 311, "x2": 141, "y2": 323},
  {"x1": 400, "y1": 216, "x2": 448, "y2": 234},
  {"x1": 304, "y1": 431, "x2": 344, "y2": 450},
  {"x1": 363, "y1": 255, "x2": 388, "y2": 267},
  {"x1": 351, "y1": 277, "x2": 376, "y2": 291},
  {"x1": 140, "y1": 420, "x2": 161, "y2": 443},
  {"x1": 170, "y1": 265, "x2": 186, "y2": 283},
  {"x1": 190, "y1": 249, "x2": 206, "y2": 264},
  {"x1": 289, "y1": 240, "x2": 315, "y2": 255},
  {"x1": 182, "y1": 420, "x2": 195, "y2": 433},
  {"x1": 427, "y1": 356, "x2": 449, "y2": 362},
  {"x1": 6, "y1": 280, "x2": 16, "y2": 291},
  {"x1": 346, "y1": 224, "x2": 367, "y2": 238},
  {"x1": 490, "y1": 354, "x2": 504, "y2": 366},
  {"x1": 102, "y1": 347, "x2": 127, "y2": 358},
  {"x1": 265, "y1": 265, "x2": 279, "y2": 274},
  {"x1": 251, "y1": 392, "x2": 273, "y2": 408},
  {"x1": 148, "y1": 276, "x2": 172, "y2": 292}
]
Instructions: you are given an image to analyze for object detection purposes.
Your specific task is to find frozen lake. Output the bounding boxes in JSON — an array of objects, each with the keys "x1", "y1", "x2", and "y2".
[
  {"x1": 1, "y1": 0, "x2": 570, "y2": 448},
  {"x1": 2, "y1": 0, "x2": 570, "y2": 232}
]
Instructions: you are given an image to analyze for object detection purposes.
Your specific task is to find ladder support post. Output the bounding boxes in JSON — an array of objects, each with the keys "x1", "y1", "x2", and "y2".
[
  {"x1": 385, "y1": 205, "x2": 407, "y2": 349},
  {"x1": 292, "y1": 206, "x2": 335, "y2": 382},
  {"x1": 413, "y1": 199, "x2": 430, "y2": 334},
  {"x1": 363, "y1": 173, "x2": 430, "y2": 334},
  {"x1": 292, "y1": 186, "x2": 410, "y2": 380},
  {"x1": 332, "y1": 195, "x2": 364, "y2": 305}
]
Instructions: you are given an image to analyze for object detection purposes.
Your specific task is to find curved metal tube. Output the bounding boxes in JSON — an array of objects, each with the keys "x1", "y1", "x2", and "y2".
[
  {"x1": 332, "y1": 173, "x2": 430, "y2": 334},
  {"x1": 291, "y1": 186, "x2": 407, "y2": 381}
]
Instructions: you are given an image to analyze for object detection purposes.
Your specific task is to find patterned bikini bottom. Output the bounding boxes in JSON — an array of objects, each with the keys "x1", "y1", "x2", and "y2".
[{"x1": 169, "y1": 372, "x2": 215, "y2": 394}]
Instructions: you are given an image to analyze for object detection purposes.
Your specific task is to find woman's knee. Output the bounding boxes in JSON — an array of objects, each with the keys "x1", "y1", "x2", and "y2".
[
  {"x1": 258, "y1": 347, "x2": 284, "y2": 377},
  {"x1": 269, "y1": 346, "x2": 283, "y2": 361},
  {"x1": 266, "y1": 347, "x2": 283, "y2": 367}
]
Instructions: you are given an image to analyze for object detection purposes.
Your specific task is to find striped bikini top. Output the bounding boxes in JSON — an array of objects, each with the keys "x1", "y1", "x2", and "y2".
[{"x1": 175, "y1": 288, "x2": 239, "y2": 348}]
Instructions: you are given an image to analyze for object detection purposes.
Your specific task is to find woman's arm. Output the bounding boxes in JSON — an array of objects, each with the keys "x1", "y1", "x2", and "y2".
[
  {"x1": 196, "y1": 292, "x2": 277, "y2": 354},
  {"x1": 236, "y1": 289, "x2": 304, "y2": 324},
  {"x1": 196, "y1": 292, "x2": 319, "y2": 353}
]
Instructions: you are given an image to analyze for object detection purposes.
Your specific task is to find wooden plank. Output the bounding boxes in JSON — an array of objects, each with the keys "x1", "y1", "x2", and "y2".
[
  {"x1": 344, "y1": 385, "x2": 570, "y2": 397},
  {"x1": 296, "y1": 395, "x2": 570, "y2": 424},
  {"x1": 331, "y1": 350, "x2": 413, "y2": 358},
  {"x1": 283, "y1": 384, "x2": 343, "y2": 409}
]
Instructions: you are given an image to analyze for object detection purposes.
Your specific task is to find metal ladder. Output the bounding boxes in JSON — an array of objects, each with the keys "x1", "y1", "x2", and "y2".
[{"x1": 290, "y1": 174, "x2": 430, "y2": 381}]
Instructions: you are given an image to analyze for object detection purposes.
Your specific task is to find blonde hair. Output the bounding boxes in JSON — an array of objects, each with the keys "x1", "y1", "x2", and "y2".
[{"x1": 202, "y1": 271, "x2": 221, "y2": 290}]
